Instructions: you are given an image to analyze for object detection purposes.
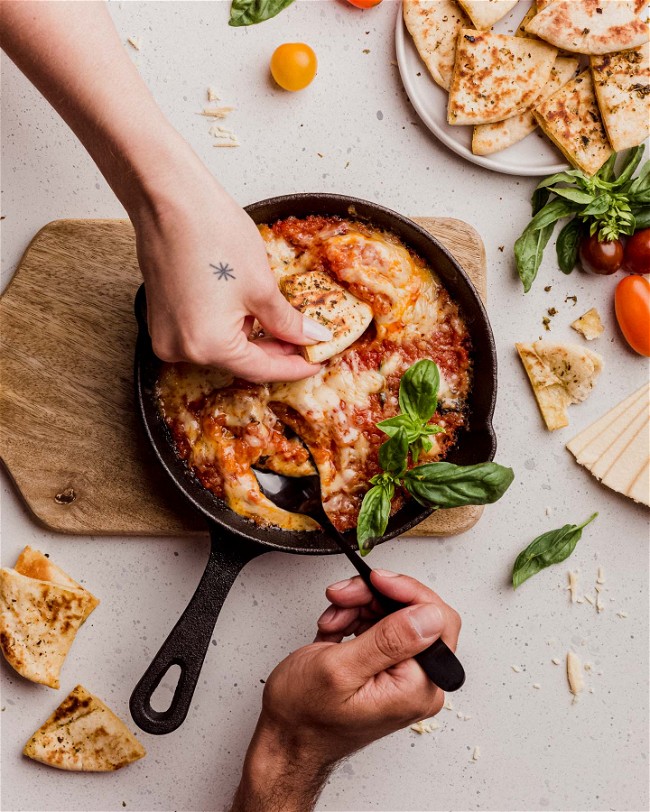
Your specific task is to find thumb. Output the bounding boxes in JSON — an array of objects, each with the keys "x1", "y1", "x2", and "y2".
[
  {"x1": 254, "y1": 288, "x2": 333, "y2": 346},
  {"x1": 337, "y1": 603, "x2": 445, "y2": 683}
]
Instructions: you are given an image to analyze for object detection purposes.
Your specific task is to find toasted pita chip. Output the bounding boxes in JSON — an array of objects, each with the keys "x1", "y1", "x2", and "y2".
[
  {"x1": 591, "y1": 47, "x2": 650, "y2": 151},
  {"x1": 536, "y1": 0, "x2": 552, "y2": 9},
  {"x1": 516, "y1": 341, "x2": 603, "y2": 430},
  {"x1": 473, "y1": 56, "x2": 578, "y2": 155},
  {"x1": 526, "y1": 0, "x2": 649, "y2": 55},
  {"x1": 403, "y1": 0, "x2": 471, "y2": 91},
  {"x1": 571, "y1": 308, "x2": 605, "y2": 340},
  {"x1": 456, "y1": 0, "x2": 519, "y2": 29},
  {"x1": 14, "y1": 547, "x2": 99, "y2": 622},
  {"x1": 279, "y1": 271, "x2": 373, "y2": 363},
  {"x1": 0, "y1": 569, "x2": 97, "y2": 688},
  {"x1": 24, "y1": 685, "x2": 146, "y2": 771},
  {"x1": 533, "y1": 70, "x2": 613, "y2": 176},
  {"x1": 448, "y1": 30, "x2": 557, "y2": 125},
  {"x1": 567, "y1": 383, "x2": 650, "y2": 505}
]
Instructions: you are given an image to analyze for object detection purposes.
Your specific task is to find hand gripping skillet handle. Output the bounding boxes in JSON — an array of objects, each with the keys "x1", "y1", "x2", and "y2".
[
  {"x1": 130, "y1": 526, "x2": 265, "y2": 735},
  {"x1": 332, "y1": 526, "x2": 465, "y2": 692}
]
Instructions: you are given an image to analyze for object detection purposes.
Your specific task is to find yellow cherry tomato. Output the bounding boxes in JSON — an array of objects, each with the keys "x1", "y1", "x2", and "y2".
[
  {"x1": 346, "y1": 0, "x2": 383, "y2": 7},
  {"x1": 270, "y1": 43, "x2": 317, "y2": 92}
]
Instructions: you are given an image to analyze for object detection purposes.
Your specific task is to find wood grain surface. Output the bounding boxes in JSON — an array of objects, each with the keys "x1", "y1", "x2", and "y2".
[{"x1": 0, "y1": 218, "x2": 487, "y2": 538}]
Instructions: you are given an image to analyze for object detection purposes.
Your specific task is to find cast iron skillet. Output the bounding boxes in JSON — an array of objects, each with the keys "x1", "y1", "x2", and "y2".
[{"x1": 129, "y1": 193, "x2": 498, "y2": 735}]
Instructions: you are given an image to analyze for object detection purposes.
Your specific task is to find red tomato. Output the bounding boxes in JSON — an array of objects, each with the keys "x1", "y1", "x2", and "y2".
[
  {"x1": 622, "y1": 229, "x2": 650, "y2": 274},
  {"x1": 579, "y1": 234, "x2": 624, "y2": 274},
  {"x1": 346, "y1": 0, "x2": 383, "y2": 7},
  {"x1": 615, "y1": 275, "x2": 650, "y2": 356}
]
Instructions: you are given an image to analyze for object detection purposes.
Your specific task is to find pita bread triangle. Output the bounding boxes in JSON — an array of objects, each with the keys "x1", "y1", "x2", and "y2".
[
  {"x1": 403, "y1": 0, "x2": 472, "y2": 91},
  {"x1": 472, "y1": 56, "x2": 579, "y2": 155},
  {"x1": 0, "y1": 556, "x2": 98, "y2": 688},
  {"x1": 516, "y1": 341, "x2": 603, "y2": 431},
  {"x1": 24, "y1": 684, "x2": 146, "y2": 771},
  {"x1": 448, "y1": 30, "x2": 558, "y2": 125},
  {"x1": 526, "y1": 0, "x2": 649, "y2": 55},
  {"x1": 457, "y1": 0, "x2": 519, "y2": 30},
  {"x1": 591, "y1": 46, "x2": 650, "y2": 152}
]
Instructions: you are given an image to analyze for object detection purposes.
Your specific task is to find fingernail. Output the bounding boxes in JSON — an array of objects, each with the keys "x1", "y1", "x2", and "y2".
[
  {"x1": 318, "y1": 605, "x2": 338, "y2": 625},
  {"x1": 408, "y1": 604, "x2": 444, "y2": 639},
  {"x1": 327, "y1": 577, "x2": 352, "y2": 591},
  {"x1": 303, "y1": 316, "x2": 333, "y2": 342},
  {"x1": 375, "y1": 569, "x2": 400, "y2": 578}
]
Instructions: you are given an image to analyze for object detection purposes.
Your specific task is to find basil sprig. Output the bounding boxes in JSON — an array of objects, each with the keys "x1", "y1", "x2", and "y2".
[
  {"x1": 356, "y1": 360, "x2": 514, "y2": 555},
  {"x1": 229, "y1": 0, "x2": 295, "y2": 26},
  {"x1": 515, "y1": 146, "x2": 650, "y2": 291},
  {"x1": 512, "y1": 513, "x2": 598, "y2": 589}
]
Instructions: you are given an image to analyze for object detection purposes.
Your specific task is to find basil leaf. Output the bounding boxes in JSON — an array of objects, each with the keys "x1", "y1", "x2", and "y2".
[
  {"x1": 549, "y1": 186, "x2": 594, "y2": 205},
  {"x1": 398, "y1": 359, "x2": 440, "y2": 422},
  {"x1": 556, "y1": 218, "x2": 581, "y2": 274},
  {"x1": 410, "y1": 434, "x2": 433, "y2": 465},
  {"x1": 629, "y1": 160, "x2": 650, "y2": 195},
  {"x1": 532, "y1": 186, "x2": 550, "y2": 215},
  {"x1": 613, "y1": 144, "x2": 645, "y2": 188},
  {"x1": 515, "y1": 221, "x2": 555, "y2": 293},
  {"x1": 402, "y1": 462, "x2": 514, "y2": 508},
  {"x1": 528, "y1": 198, "x2": 578, "y2": 231},
  {"x1": 631, "y1": 207, "x2": 650, "y2": 229},
  {"x1": 229, "y1": 0, "x2": 295, "y2": 26},
  {"x1": 377, "y1": 413, "x2": 419, "y2": 442},
  {"x1": 597, "y1": 153, "x2": 617, "y2": 182},
  {"x1": 630, "y1": 188, "x2": 650, "y2": 205},
  {"x1": 357, "y1": 483, "x2": 393, "y2": 555},
  {"x1": 579, "y1": 194, "x2": 611, "y2": 218},
  {"x1": 378, "y1": 427, "x2": 409, "y2": 477},
  {"x1": 512, "y1": 513, "x2": 598, "y2": 589},
  {"x1": 536, "y1": 170, "x2": 586, "y2": 191}
]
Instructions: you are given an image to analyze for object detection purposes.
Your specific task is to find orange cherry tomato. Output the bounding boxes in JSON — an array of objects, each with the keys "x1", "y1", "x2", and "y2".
[
  {"x1": 346, "y1": 0, "x2": 383, "y2": 7},
  {"x1": 615, "y1": 275, "x2": 650, "y2": 356},
  {"x1": 270, "y1": 43, "x2": 317, "y2": 92}
]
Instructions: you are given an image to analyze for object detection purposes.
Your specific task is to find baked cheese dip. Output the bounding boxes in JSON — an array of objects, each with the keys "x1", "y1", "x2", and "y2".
[{"x1": 156, "y1": 215, "x2": 472, "y2": 532}]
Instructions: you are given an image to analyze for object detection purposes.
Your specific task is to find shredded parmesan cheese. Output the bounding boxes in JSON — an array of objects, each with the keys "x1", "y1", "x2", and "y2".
[
  {"x1": 209, "y1": 125, "x2": 238, "y2": 141},
  {"x1": 596, "y1": 592, "x2": 605, "y2": 613},
  {"x1": 596, "y1": 566, "x2": 605, "y2": 585},
  {"x1": 213, "y1": 141, "x2": 240, "y2": 148},
  {"x1": 411, "y1": 720, "x2": 439, "y2": 734},
  {"x1": 552, "y1": 658, "x2": 561, "y2": 665},
  {"x1": 443, "y1": 700, "x2": 454, "y2": 711},
  {"x1": 567, "y1": 651, "x2": 584, "y2": 699},
  {"x1": 199, "y1": 107, "x2": 236, "y2": 119},
  {"x1": 511, "y1": 665, "x2": 521, "y2": 673},
  {"x1": 532, "y1": 683, "x2": 541, "y2": 689},
  {"x1": 617, "y1": 610, "x2": 628, "y2": 618},
  {"x1": 584, "y1": 594, "x2": 595, "y2": 605},
  {"x1": 127, "y1": 36, "x2": 141, "y2": 51},
  {"x1": 207, "y1": 87, "x2": 220, "y2": 102},
  {"x1": 567, "y1": 571, "x2": 578, "y2": 603},
  {"x1": 472, "y1": 746, "x2": 480, "y2": 761}
]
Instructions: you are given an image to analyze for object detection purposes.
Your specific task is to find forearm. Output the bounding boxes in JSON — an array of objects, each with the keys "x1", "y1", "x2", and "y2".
[
  {"x1": 0, "y1": 0, "x2": 201, "y2": 214},
  {"x1": 230, "y1": 715, "x2": 336, "y2": 812}
]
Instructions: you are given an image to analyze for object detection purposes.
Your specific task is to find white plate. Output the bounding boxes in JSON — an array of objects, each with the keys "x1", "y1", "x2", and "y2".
[{"x1": 395, "y1": 0, "x2": 570, "y2": 177}]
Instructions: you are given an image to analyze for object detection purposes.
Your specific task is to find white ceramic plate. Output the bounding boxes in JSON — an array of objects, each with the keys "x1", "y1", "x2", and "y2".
[{"x1": 395, "y1": 0, "x2": 570, "y2": 176}]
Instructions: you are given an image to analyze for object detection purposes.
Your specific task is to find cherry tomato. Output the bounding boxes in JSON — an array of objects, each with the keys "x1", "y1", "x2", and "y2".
[
  {"x1": 579, "y1": 233, "x2": 624, "y2": 274},
  {"x1": 622, "y1": 229, "x2": 650, "y2": 274},
  {"x1": 615, "y1": 275, "x2": 650, "y2": 356},
  {"x1": 270, "y1": 43, "x2": 317, "y2": 92},
  {"x1": 346, "y1": 0, "x2": 383, "y2": 7}
]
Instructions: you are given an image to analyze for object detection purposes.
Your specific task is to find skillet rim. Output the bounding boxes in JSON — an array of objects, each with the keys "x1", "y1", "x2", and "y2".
[{"x1": 134, "y1": 192, "x2": 497, "y2": 555}]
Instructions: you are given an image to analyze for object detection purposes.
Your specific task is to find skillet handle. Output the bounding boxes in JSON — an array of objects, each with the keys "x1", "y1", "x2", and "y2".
[{"x1": 129, "y1": 524, "x2": 265, "y2": 735}]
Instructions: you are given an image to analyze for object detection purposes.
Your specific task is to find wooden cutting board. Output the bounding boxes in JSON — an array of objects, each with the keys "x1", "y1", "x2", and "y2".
[{"x1": 0, "y1": 218, "x2": 487, "y2": 538}]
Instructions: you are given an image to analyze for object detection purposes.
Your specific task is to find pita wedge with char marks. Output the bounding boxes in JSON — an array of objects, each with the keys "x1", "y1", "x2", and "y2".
[
  {"x1": 516, "y1": 341, "x2": 603, "y2": 431},
  {"x1": 534, "y1": 70, "x2": 613, "y2": 176},
  {"x1": 473, "y1": 56, "x2": 579, "y2": 155},
  {"x1": 591, "y1": 47, "x2": 650, "y2": 151},
  {"x1": 456, "y1": 0, "x2": 519, "y2": 30},
  {"x1": 526, "y1": 0, "x2": 649, "y2": 55},
  {"x1": 403, "y1": 0, "x2": 471, "y2": 91},
  {"x1": 448, "y1": 31, "x2": 557, "y2": 126},
  {"x1": 279, "y1": 271, "x2": 374, "y2": 363},
  {"x1": 0, "y1": 548, "x2": 99, "y2": 688},
  {"x1": 24, "y1": 685, "x2": 146, "y2": 771}
]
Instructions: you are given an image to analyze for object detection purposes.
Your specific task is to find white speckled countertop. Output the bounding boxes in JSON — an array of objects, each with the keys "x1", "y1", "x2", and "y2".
[{"x1": 1, "y1": 2, "x2": 648, "y2": 811}]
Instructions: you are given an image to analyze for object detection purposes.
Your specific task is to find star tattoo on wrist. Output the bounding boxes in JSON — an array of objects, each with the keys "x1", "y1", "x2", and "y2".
[{"x1": 210, "y1": 262, "x2": 236, "y2": 281}]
